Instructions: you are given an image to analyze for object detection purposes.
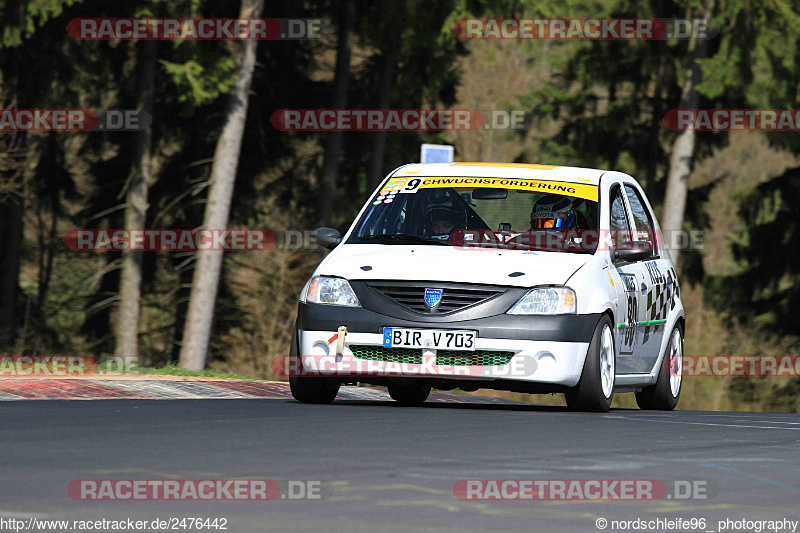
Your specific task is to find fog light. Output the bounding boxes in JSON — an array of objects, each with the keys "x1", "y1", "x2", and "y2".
[{"x1": 535, "y1": 351, "x2": 555, "y2": 362}]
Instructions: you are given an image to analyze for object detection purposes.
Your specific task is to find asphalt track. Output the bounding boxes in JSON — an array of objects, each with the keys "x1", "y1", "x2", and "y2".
[{"x1": 1, "y1": 397, "x2": 799, "y2": 533}]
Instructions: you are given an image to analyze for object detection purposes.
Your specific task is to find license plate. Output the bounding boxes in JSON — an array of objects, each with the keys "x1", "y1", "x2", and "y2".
[{"x1": 382, "y1": 328, "x2": 476, "y2": 351}]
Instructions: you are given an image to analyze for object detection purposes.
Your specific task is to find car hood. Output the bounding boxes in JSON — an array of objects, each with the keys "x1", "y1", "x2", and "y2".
[{"x1": 316, "y1": 244, "x2": 591, "y2": 287}]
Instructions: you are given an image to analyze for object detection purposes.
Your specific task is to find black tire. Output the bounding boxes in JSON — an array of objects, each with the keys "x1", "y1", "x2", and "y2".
[
  {"x1": 565, "y1": 315, "x2": 615, "y2": 412},
  {"x1": 288, "y1": 326, "x2": 340, "y2": 404},
  {"x1": 388, "y1": 384, "x2": 431, "y2": 405},
  {"x1": 635, "y1": 325, "x2": 683, "y2": 411},
  {"x1": 290, "y1": 375, "x2": 340, "y2": 404}
]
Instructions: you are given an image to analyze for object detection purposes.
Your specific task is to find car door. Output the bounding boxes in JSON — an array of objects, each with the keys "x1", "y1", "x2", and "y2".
[
  {"x1": 608, "y1": 184, "x2": 644, "y2": 374},
  {"x1": 623, "y1": 183, "x2": 671, "y2": 373}
]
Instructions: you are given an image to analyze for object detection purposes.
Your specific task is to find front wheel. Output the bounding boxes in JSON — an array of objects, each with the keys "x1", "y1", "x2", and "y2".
[
  {"x1": 565, "y1": 315, "x2": 615, "y2": 412},
  {"x1": 288, "y1": 326, "x2": 340, "y2": 404},
  {"x1": 635, "y1": 325, "x2": 683, "y2": 411},
  {"x1": 290, "y1": 375, "x2": 340, "y2": 404},
  {"x1": 388, "y1": 384, "x2": 431, "y2": 406}
]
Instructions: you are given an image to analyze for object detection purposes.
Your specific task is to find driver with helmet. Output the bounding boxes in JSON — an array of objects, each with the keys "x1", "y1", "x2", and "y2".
[
  {"x1": 531, "y1": 194, "x2": 580, "y2": 230},
  {"x1": 425, "y1": 202, "x2": 465, "y2": 238}
]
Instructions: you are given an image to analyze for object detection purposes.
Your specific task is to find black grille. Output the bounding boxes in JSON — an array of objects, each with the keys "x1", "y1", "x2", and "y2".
[
  {"x1": 366, "y1": 281, "x2": 506, "y2": 314},
  {"x1": 349, "y1": 345, "x2": 514, "y2": 367},
  {"x1": 436, "y1": 350, "x2": 515, "y2": 366},
  {"x1": 350, "y1": 345, "x2": 422, "y2": 364}
]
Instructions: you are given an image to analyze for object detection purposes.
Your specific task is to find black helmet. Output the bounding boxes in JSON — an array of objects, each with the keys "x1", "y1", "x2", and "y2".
[{"x1": 424, "y1": 201, "x2": 464, "y2": 236}]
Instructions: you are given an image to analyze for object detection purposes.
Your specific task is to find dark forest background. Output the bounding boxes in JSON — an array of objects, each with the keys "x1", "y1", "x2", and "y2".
[{"x1": 1, "y1": 0, "x2": 798, "y2": 410}]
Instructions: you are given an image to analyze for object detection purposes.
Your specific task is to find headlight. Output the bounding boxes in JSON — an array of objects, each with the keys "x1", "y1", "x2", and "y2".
[
  {"x1": 507, "y1": 287, "x2": 576, "y2": 315},
  {"x1": 301, "y1": 276, "x2": 360, "y2": 307}
]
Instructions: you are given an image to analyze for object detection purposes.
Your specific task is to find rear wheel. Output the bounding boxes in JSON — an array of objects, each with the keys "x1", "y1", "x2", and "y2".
[
  {"x1": 288, "y1": 326, "x2": 340, "y2": 404},
  {"x1": 565, "y1": 315, "x2": 615, "y2": 412},
  {"x1": 635, "y1": 325, "x2": 682, "y2": 411},
  {"x1": 388, "y1": 384, "x2": 431, "y2": 406}
]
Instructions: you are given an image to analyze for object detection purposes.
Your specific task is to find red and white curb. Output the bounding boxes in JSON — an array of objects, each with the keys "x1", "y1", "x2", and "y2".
[{"x1": 0, "y1": 380, "x2": 523, "y2": 404}]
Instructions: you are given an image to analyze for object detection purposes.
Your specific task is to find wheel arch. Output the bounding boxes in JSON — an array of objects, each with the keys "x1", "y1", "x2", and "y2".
[
  {"x1": 649, "y1": 311, "x2": 686, "y2": 382},
  {"x1": 572, "y1": 309, "x2": 615, "y2": 383}
]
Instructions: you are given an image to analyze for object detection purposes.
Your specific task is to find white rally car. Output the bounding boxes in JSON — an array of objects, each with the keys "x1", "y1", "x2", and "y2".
[{"x1": 290, "y1": 163, "x2": 684, "y2": 412}]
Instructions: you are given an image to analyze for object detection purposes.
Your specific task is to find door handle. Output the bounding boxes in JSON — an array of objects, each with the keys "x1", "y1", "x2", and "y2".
[{"x1": 640, "y1": 282, "x2": 647, "y2": 294}]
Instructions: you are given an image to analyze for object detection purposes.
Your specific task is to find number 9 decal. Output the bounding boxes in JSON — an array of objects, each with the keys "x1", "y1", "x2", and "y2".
[
  {"x1": 621, "y1": 294, "x2": 637, "y2": 354},
  {"x1": 400, "y1": 178, "x2": 423, "y2": 193}
]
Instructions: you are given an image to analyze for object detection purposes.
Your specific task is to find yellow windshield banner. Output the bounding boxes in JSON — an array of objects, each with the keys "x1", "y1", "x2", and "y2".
[{"x1": 418, "y1": 177, "x2": 598, "y2": 201}]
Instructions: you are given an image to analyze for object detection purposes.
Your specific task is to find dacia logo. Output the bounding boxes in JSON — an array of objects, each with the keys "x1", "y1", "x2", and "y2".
[{"x1": 424, "y1": 288, "x2": 443, "y2": 308}]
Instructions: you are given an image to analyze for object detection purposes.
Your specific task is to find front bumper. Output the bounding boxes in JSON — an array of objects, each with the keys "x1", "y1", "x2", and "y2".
[{"x1": 296, "y1": 303, "x2": 599, "y2": 387}]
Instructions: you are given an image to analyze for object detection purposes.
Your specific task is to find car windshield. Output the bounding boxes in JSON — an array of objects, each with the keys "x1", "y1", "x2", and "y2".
[{"x1": 348, "y1": 176, "x2": 600, "y2": 253}]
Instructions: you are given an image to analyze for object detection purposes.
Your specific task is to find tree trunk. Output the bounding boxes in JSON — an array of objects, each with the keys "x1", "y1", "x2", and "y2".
[
  {"x1": 366, "y1": 0, "x2": 401, "y2": 189},
  {"x1": 115, "y1": 39, "x2": 156, "y2": 362},
  {"x1": 36, "y1": 138, "x2": 61, "y2": 314},
  {"x1": 645, "y1": 47, "x2": 667, "y2": 202},
  {"x1": 318, "y1": 0, "x2": 354, "y2": 227},
  {"x1": 0, "y1": 53, "x2": 24, "y2": 349},
  {"x1": 179, "y1": 0, "x2": 264, "y2": 371},
  {"x1": 0, "y1": 199, "x2": 23, "y2": 349},
  {"x1": 661, "y1": 0, "x2": 714, "y2": 264},
  {"x1": 367, "y1": 47, "x2": 397, "y2": 189}
]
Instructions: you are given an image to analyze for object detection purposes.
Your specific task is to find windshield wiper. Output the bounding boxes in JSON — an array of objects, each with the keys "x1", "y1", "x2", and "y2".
[{"x1": 359, "y1": 233, "x2": 449, "y2": 245}]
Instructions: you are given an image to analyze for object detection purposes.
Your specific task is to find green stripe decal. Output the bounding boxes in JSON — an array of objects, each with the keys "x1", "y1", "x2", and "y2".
[
  {"x1": 618, "y1": 319, "x2": 667, "y2": 328},
  {"x1": 637, "y1": 319, "x2": 667, "y2": 326}
]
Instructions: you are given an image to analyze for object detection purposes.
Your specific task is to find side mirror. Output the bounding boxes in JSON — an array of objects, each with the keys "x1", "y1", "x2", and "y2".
[
  {"x1": 614, "y1": 240, "x2": 653, "y2": 263},
  {"x1": 314, "y1": 227, "x2": 341, "y2": 249}
]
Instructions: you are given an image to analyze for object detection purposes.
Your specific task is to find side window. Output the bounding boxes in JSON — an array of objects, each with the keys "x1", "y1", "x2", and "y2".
[
  {"x1": 624, "y1": 185, "x2": 657, "y2": 253},
  {"x1": 609, "y1": 185, "x2": 632, "y2": 248}
]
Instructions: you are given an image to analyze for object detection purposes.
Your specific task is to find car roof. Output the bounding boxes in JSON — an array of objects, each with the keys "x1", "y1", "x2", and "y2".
[{"x1": 391, "y1": 162, "x2": 609, "y2": 185}]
